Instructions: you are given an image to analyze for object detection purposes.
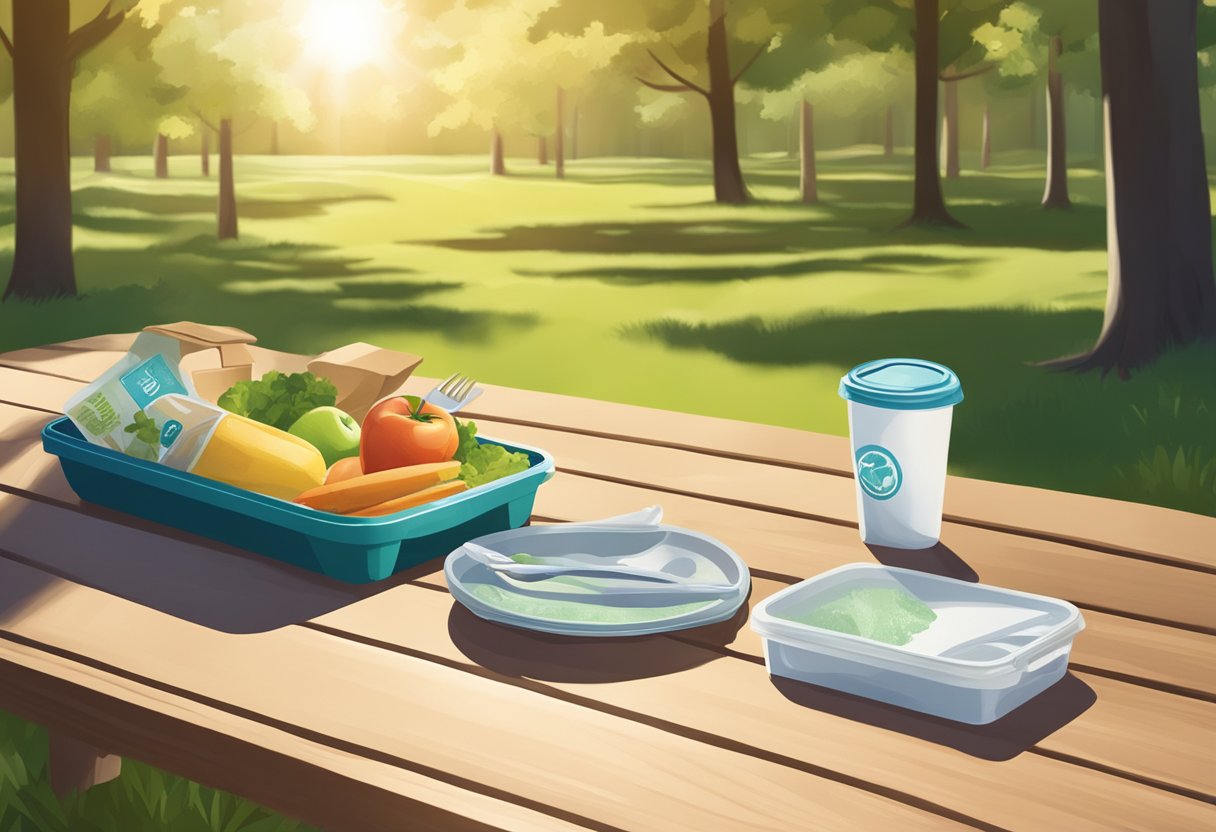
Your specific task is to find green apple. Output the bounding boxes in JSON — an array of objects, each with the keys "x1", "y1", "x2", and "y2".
[{"x1": 288, "y1": 406, "x2": 361, "y2": 468}]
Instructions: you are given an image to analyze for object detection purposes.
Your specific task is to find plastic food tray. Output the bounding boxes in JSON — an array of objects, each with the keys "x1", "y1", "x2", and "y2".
[
  {"x1": 751, "y1": 563, "x2": 1084, "y2": 724},
  {"x1": 42, "y1": 416, "x2": 554, "y2": 583}
]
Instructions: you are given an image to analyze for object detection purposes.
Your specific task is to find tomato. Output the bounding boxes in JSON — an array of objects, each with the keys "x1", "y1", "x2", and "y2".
[{"x1": 360, "y1": 395, "x2": 459, "y2": 474}]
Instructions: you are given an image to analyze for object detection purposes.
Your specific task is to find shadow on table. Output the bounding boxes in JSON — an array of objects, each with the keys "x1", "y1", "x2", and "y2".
[
  {"x1": 866, "y1": 542, "x2": 979, "y2": 582},
  {"x1": 772, "y1": 673, "x2": 1096, "y2": 761},
  {"x1": 446, "y1": 588, "x2": 752, "y2": 683}
]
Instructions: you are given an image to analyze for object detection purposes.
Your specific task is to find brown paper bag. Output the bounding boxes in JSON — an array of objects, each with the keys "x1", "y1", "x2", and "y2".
[
  {"x1": 143, "y1": 322, "x2": 257, "y2": 403},
  {"x1": 308, "y1": 342, "x2": 423, "y2": 423}
]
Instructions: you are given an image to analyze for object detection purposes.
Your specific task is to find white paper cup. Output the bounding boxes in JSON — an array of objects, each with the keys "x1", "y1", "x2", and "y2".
[{"x1": 839, "y1": 359, "x2": 963, "y2": 549}]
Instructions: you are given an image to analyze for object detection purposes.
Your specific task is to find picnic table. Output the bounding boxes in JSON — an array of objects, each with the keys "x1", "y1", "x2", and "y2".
[{"x1": 0, "y1": 333, "x2": 1213, "y2": 832}]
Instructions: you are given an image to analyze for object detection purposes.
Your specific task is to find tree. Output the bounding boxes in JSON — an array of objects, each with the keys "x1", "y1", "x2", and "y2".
[
  {"x1": 2, "y1": 1, "x2": 130, "y2": 301},
  {"x1": 150, "y1": 1, "x2": 313, "y2": 239},
  {"x1": 1051, "y1": 0, "x2": 1216, "y2": 374},
  {"x1": 974, "y1": 3, "x2": 1098, "y2": 208},
  {"x1": 425, "y1": 0, "x2": 625, "y2": 179},
  {"x1": 756, "y1": 48, "x2": 912, "y2": 204},
  {"x1": 634, "y1": 0, "x2": 774, "y2": 203}
]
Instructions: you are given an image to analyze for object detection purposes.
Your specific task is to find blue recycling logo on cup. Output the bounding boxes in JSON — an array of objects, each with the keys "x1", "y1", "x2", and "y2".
[{"x1": 855, "y1": 444, "x2": 902, "y2": 501}]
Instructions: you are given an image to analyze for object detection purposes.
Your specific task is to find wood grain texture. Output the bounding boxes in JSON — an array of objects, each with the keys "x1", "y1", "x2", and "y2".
[
  {"x1": 3, "y1": 334, "x2": 1212, "y2": 570},
  {"x1": 0, "y1": 555, "x2": 967, "y2": 832},
  {"x1": 0, "y1": 433, "x2": 1212, "y2": 815},
  {"x1": 2, "y1": 399, "x2": 1212, "y2": 697}
]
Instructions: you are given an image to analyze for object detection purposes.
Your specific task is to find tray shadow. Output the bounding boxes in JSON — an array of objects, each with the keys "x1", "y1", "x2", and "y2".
[
  {"x1": 446, "y1": 587, "x2": 752, "y2": 683},
  {"x1": 771, "y1": 672, "x2": 1096, "y2": 760}
]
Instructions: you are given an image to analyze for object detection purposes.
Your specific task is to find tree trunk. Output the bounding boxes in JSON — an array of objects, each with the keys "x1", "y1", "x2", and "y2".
[
  {"x1": 490, "y1": 129, "x2": 506, "y2": 175},
  {"x1": 3, "y1": 0, "x2": 76, "y2": 300},
  {"x1": 555, "y1": 86, "x2": 565, "y2": 179},
  {"x1": 1041, "y1": 34, "x2": 1071, "y2": 208},
  {"x1": 154, "y1": 134, "x2": 169, "y2": 178},
  {"x1": 94, "y1": 134, "x2": 111, "y2": 173},
  {"x1": 270, "y1": 121, "x2": 279, "y2": 155},
  {"x1": 1053, "y1": 0, "x2": 1216, "y2": 374},
  {"x1": 905, "y1": 0, "x2": 961, "y2": 226},
  {"x1": 981, "y1": 104, "x2": 991, "y2": 169},
  {"x1": 201, "y1": 127, "x2": 210, "y2": 177},
  {"x1": 799, "y1": 99, "x2": 817, "y2": 204},
  {"x1": 217, "y1": 118, "x2": 238, "y2": 240},
  {"x1": 706, "y1": 0, "x2": 748, "y2": 204},
  {"x1": 571, "y1": 105, "x2": 579, "y2": 160},
  {"x1": 941, "y1": 70, "x2": 960, "y2": 178},
  {"x1": 884, "y1": 105, "x2": 895, "y2": 156},
  {"x1": 536, "y1": 136, "x2": 548, "y2": 165}
]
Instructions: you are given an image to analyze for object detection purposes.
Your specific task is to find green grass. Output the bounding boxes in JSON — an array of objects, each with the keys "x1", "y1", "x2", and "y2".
[
  {"x1": 0, "y1": 711, "x2": 317, "y2": 832},
  {"x1": 0, "y1": 147, "x2": 1213, "y2": 823}
]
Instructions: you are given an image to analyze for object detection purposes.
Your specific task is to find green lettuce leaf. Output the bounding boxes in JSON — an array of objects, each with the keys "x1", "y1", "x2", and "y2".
[
  {"x1": 453, "y1": 419, "x2": 531, "y2": 488},
  {"x1": 218, "y1": 371, "x2": 338, "y2": 431}
]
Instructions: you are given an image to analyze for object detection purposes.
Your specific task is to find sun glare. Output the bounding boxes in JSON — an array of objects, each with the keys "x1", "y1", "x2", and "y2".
[{"x1": 297, "y1": 0, "x2": 399, "y2": 74}]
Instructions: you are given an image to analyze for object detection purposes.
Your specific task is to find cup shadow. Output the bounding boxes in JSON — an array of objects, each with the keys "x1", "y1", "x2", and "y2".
[
  {"x1": 866, "y1": 541, "x2": 979, "y2": 582},
  {"x1": 772, "y1": 672, "x2": 1096, "y2": 760},
  {"x1": 446, "y1": 585, "x2": 753, "y2": 683}
]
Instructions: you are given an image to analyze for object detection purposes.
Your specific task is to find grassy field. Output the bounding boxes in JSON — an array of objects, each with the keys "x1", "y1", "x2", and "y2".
[{"x1": 1, "y1": 149, "x2": 1213, "y2": 515}]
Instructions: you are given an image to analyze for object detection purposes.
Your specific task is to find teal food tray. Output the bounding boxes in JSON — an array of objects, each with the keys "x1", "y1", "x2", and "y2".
[{"x1": 42, "y1": 416, "x2": 555, "y2": 583}]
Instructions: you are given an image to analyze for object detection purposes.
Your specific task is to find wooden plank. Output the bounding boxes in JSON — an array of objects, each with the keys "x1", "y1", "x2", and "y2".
[
  {"x1": 0, "y1": 556, "x2": 967, "y2": 832},
  {"x1": 1, "y1": 398, "x2": 1212, "y2": 698},
  {"x1": 5, "y1": 334, "x2": 1213, "y2": 571},
  {"x1": 0, "y1": 485, "x2": 1210, "y2": 831},
  {"x1": 0, "y1": 451, "x2": 1213, "y2": 817},
  {"x1": 49, "y1": 733, "x2": 121, "y2": 798},
  {"x1": 0, "y1": 641, "x2": 586, "y2": 832}
]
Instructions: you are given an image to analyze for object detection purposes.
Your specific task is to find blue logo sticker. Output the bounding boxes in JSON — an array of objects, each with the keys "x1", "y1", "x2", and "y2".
[
  {"x1": 160, "y1": 419, "x2": 183, "y2": 447},
  {"x1": 119, "y1": 354, "x2": 187, "y2": 410},
  {"x1": 855, "y1": 444, "x2": 902, "y2": 501}
]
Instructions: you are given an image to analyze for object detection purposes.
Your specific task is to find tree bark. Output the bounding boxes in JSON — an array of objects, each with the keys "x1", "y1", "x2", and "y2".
[
  {"x1": 1041, "y1": 34, "x2": 1071, "y2": 208},
  {"x1": 1028, "y1": 88, "x2": 1039, "y2": 148},
  {"x1": 981, "y1": 104, "x2": 991, "y2": 169},
  {"x1": 705, "y1": 0, "x2": 748, "y2": 204},
  {"x1": 941, "y1": 70, "x2": 960, "y2": 178},
  {"x1": 799, "y1": 99, "x2": 817, "y2": 204},
  {"x1": 571, "y1": 105, "x2": 579, "y2": 160},
  {"x1": 154, "y1": 134, "x2": 169, "y2": 178},
  {"x1": 201, "y1": 127, "x2": 210, "y2": 177},
  {"x1": 3, "y1": 1, "x2": 76, "y2": 300},
  {"x1": 884, "y1": 105, "x2": 895, "y2": 156},
  {"x1": 536, "y1": 136, "x2": 548, "y2": 165},
  {"x1": 94, "y1": 134, "x2": 111, "y2": 173},
  {"x1": 555, "y1": 86, "x2": 565, "y2": 179},
  {"x1": 1053, "y1": 0, "x2": 1216, "y2": 373},
  {"x1": 217, "y1": 118, "x2": 238, "y2": 240},
  {"x1": 490, "y1": 129, "x2": 506, "y2": 175},
  {"x1": 905, "y1": 0, "x2": 961, "y2": 226}
]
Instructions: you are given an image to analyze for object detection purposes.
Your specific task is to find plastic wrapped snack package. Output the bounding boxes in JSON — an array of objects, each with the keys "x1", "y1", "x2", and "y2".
[
  {"x1": 64, "y1": 332, "x2": 197, "y2": 459},
  {"x1": 146, "y1": 395, "x2": 326, "y2": 501}
]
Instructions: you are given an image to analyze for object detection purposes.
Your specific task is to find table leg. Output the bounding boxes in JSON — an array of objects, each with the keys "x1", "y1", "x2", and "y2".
[{"x1": 49, "y1": 732, "x2": 122, "y2": 798}]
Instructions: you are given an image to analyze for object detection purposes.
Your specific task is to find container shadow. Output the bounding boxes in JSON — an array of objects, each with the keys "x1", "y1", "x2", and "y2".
[
  {"x1": 867, "y1": 542, "x2": 979, "y2": 583},
  {"x1": 446, "y1": 586, "x2": 752, "y2": 683},
  {"x1": 772, "y1": 672, "x2": 1096, "y2": 761}
]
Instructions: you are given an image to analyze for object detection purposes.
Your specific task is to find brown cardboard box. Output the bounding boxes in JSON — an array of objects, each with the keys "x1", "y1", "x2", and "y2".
[
  {"x1": 143, "y1": 322, "x2": 257, "y2": 403},
  {"x1": 308, "y1": 342, "x2": 424, "y2": 422}
]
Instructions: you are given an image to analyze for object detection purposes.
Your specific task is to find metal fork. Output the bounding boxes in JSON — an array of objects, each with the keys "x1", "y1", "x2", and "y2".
[{"x1": 424, "y1": 373, "x2": 483, "y2": 413}]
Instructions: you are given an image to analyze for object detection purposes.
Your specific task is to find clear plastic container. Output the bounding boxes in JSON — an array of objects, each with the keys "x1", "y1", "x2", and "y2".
[{"x1": 751, "y1": 564, "x2": 1085, "y2": 724}]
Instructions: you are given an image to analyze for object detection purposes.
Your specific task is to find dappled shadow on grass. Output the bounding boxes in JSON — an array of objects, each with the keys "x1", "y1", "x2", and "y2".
[
  {"x1": 72, "y1": 186, "x2": 391, "y2": 219},
  {"x1": 627, "y1": 306, "x2": 1215, "y2": 514},
  {"x1": 0, "y1": 235, "x2": 538, "y2": 356},
  {"x1": 422, "y1": 197, "x2": 1105, "y2": 257},
  {"x1": 515, "y1": 251, "x2": 984, "y2": 284}
]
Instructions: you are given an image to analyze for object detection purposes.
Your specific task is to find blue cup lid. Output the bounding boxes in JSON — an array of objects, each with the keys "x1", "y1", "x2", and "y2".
[{"x1": 838, "y1": 358, "x2": 963, "y2": 411}]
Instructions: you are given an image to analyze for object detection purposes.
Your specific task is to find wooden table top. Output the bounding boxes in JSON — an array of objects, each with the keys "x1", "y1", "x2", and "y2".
[{"x1": 0, "y1": 333, "x2": 1213, "y2": 832}]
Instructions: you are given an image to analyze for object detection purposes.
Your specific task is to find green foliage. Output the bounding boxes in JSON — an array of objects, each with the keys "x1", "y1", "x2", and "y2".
[
  {"x1": 124, "y1": 410, "x2": 161, "y2": 445},
  {"x1": 453, "y1": 419, "x2": 533, "y2": 487},
  {"x1": 218, "y1": 371, "x2": 338, "y2": 431},
  {"x1": 0, "y1": 710, "x2": 316, "y2": 832}
]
